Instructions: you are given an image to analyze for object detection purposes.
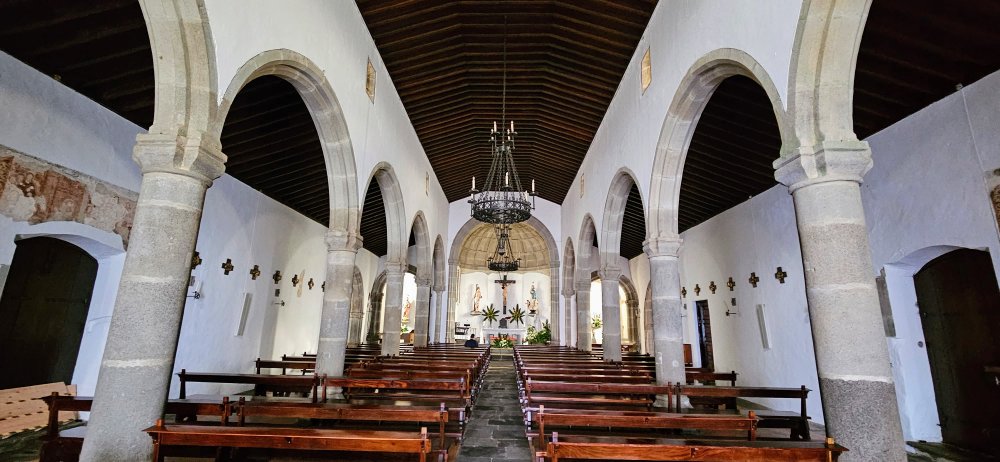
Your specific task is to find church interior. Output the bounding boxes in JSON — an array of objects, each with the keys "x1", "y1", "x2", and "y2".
[{"x1": 0, "y1": 1, "x2": 998, "y2": 461}]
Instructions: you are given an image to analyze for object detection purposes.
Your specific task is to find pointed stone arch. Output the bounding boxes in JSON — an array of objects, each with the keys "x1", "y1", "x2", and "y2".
[
  {"x1": 577, "y1": 214, "x2": 599, "y2": 281},
  {"x1": 600, "y1": 168, "x2": 643, "y2": 271},
  {"x1": 364, "y1": 270, "x2": 388, "y2": 344},
  {"x1": 212, "y1": 49, "x2": 360, "y2": 237},
  {"x1": 647, "y1": 48, "x2": 793, "y2": 241},
  {"x1": 408, "y1": 211, "x2": 432, "y2": 347},
  {"x1": 364, "y1": 163, "x2": 408, "y2": 265}
]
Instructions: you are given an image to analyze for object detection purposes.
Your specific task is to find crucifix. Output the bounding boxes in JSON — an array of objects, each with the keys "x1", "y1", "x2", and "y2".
[{"x1": 494, "y1": 274, "x2": 516, "y2": 314}]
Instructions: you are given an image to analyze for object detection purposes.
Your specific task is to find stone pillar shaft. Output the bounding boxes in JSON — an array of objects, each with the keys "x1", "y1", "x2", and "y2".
[
  {"x1": 315, "y1": 232, "x2": 359, "y2": 378},
  {"x1": 791, "y1": 180, "x2": 904, "y2": 460},
  {"x1": 81, "y1": 135, "x2": 223, "y2": 462},
  {"x1": 413, "y1": 282, "x2": 431, "y2": 347},
  {"x1": 600, "y1": 269, "x2": 623, "y2": 361},
  {"x1": 575, "y1": 282, "x2": 591, "y2": 351},
  {"x1": 381, "y1": 264, "x2": 405, "y2": 356},
  {"x1": 644, "y1": 237, "x2": 685, "y2": 387},
  {"x1": 427, "y1": 290, "x2": 437, "y2": 344}
]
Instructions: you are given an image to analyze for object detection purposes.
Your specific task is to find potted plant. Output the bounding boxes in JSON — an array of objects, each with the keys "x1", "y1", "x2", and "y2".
[
  {"x1": 482, "y1": 305, "x2": 499, "y2": 327},
  {"x1": 591, "y1": 314, "x2": 603, "y2": 343},
  {"x1": 525, "y1": 321, "x2": 551, "y2": 345}
]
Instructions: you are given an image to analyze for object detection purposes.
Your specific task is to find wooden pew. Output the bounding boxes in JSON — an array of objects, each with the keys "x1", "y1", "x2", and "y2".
[
  {"x1": 255, "y1": 357, "x2": 315, "y2": 375},
  {"x1": 686, "y1": 370, "x2": 738, "y2": 386},
  {"x1": 326, "y1": 377, "x2": 468, "y2": 405},
  {"x1": 533, "y1": 406, "x2": 758, "y2": 452},
  {"x1": 177, "y1": 370, "x2": 321, "y2": 402},
  {"x1": 523, "y1": 379, "x2": 673, "y2": 411},
  {"x1": 236, "y1": 399, "x2": 457, "y2": 459},
  {"x1": 543, "y1": 434, "x2": 847, "y2": 461},
  {"x1": 677, "y1": 384, "x2": 812, "y2": 440},
  {"x1": 145, "y1": 419, "x2": 432, "y2": 462},
  {"x1": 39, "y1": 394, "x2": 233, "y2": 462}
]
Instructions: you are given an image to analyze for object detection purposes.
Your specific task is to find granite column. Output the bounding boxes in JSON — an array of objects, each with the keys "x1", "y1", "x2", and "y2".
[
  {"x1": 599, "y1": 267, "x2": 623, "y2": 361},
  {"x1": 315, "y1": 231, "x2": 360, "y2": 378},
  {"x1": 381, "y1": 262, "x2": 406, "y2": 355},
  {"x1": 643, "y1": 237, "x2": 685, "y2": 386}
]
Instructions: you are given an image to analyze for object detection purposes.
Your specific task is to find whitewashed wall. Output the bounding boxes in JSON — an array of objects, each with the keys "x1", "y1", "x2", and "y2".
[{"x1": 204, "y1": 0, "x2": 450, "y2": 257}]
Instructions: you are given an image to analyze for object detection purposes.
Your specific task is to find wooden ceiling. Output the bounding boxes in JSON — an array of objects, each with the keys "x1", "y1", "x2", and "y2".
[
  {"x1": 621, "y1": 182, "x2": 646, "y2": 259},
  {"x1": 356, "y1": 0, "x2": 658, "y2": 204},
  {"x1": 3, "y1": 1, "x2": 997, "y2": 255}
]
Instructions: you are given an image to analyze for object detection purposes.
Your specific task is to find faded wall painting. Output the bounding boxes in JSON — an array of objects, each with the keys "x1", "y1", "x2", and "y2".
[{"x1": 0, "y1": 145, "x2": 137, "y2": 247}]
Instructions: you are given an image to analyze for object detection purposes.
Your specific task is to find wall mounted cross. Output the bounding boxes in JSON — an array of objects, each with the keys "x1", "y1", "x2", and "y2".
[
  {"x1": 709, "y1": 281, "x2": 717, "y2": 294},
  {"x1": 308, "y1": 278, "x2": 315, "y2": 290},
  {"x1": 774, "y1": 267, "x2": 788, "y2": 283},
  {"x1": 191, "y1": 251, "x2": 202, "y2": 270},
  {"x1": 221, "y1": 258, "x2": 234, "y2": 275},
  {"x1": 273, "y1": 270, "x2": 282, "y2": 284},
  {"x1": 292, "y1": 274, "x2": 300, "y2": 287},
  {"x1": 726, "y1": 277, "x2": 735, "y2": 291},
  {"x1": 694, "y1": 284, "x2": 701, "y2": 296},
  {"x1": 748, "y1": 272, "x2": 760, "y2": 288},
  {"x1": 250, "y1": 265, "x2": 261, "y2": 280},
  {"x1": 681, "y1": 287, "x2": 687, "y2": 298}
]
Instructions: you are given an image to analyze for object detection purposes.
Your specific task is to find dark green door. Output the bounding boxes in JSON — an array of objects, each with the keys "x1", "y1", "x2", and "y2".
[
  {"x1": 914, "y1": 249, "x2": 1000, "y2": 452},
  {"x1": 0, "y1": 237, "x2": 98, "y2": 389}
]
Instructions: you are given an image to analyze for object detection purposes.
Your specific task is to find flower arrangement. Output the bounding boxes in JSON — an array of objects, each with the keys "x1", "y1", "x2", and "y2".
[
  {"x1": 525, "y1": 321, "x2": 551, "y2": 345},
  {"x1": 591, "y1": 314, "x2": 602, "y2": 330},
  {"x1": 491, "y1": 335, "x2": 514, "y2": 348}
]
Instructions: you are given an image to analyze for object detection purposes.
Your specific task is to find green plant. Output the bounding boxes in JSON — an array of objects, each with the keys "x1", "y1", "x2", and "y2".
[
  {"x1": 482, "y1": 305, "x2": 499, "y2": 326},
  {"x1": 491, "y1": 335, "x2": 514, "y2": 348},
  {"x1": 525, "y1": 321, "x2": 551, "y2": 345},
  {"x1": 591, "y1": 314, "x2": 602, "y2": 330},
  {"x1": 509, "y1": 305, "x2": 525, "y2": 326},
  {"x1": 400, "y1": 324, "x2": 410, "y2": 333}
]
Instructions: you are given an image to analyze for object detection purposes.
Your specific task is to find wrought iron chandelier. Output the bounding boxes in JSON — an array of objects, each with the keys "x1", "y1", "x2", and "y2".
[
  {"x1": 469, "y1": 18, "x2": 536, "y2": 226},
  {"x1": 487, "y1": 224, "x2": 520, "y2": 273}
]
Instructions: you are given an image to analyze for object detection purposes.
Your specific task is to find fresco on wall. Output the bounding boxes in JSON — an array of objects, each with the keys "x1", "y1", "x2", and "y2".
[{"x1": 0, "y1": 145, "x2": 137, "y2": 247}]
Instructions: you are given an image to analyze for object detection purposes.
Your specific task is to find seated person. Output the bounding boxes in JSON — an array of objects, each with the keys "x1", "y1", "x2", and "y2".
[{"x1": 464, "y1": 334, "x2": 479, "y2": 348}]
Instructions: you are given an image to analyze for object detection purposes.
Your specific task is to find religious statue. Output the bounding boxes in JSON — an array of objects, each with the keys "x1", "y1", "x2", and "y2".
[
  {"x1": 403, "y1": 296, "x2": 412, "y2": 322},
  {"x1": 472, "y1": 284, "x2": 482, "y2": 313},
  {"x1": 530, "y1": 283, "x2": 537, "y2": 301},
  {"x1": 528, "y1": 282, "x2": 538, "y2": 313}
]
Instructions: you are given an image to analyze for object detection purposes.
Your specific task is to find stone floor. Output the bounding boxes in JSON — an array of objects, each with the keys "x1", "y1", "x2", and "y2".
[{"x1": 457, "y1": 356, "x2": 533, "y2": 462}]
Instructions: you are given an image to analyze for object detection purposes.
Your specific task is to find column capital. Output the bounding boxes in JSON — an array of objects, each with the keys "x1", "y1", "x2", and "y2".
[
  {"x1": 643, "y1": 235, "x2": 682, "y2": 258},
  {"x1": 384, "y1": 261, "x2": 407, "y2": 275},
  {"x1": 133, "y1": 132, "x2": 226, "y2": 185},
  {"x1": 562, "y1": 288, "x2": 576, "y2": 297},
  {"x1": 415, "y1": 277, "x2": 432, "y2": 288},
  {"x1": 773, "y1": 140, "x2": 873, "y2": 193},
  {"x1": 598, "y1": 266, "x2": 622, "y2": 281},
  {"x1": 326, "y1": 229, "x2": 362, "y2": 252},
  {"x1": 574, "y1": 279, "x2": 591, "y2": 292}
]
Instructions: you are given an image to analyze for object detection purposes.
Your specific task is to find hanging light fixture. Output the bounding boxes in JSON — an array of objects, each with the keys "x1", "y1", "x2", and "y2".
[
  {"x1": 487, "y1": 224, "x2": 520, "y2": 273},
  {"x1": 469, "y1": 15, "x2": 536, "y2": 226}
]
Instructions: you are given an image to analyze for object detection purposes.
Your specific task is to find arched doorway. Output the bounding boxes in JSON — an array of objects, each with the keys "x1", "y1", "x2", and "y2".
[
  {"x1": 0, "y1": 237, "x2": 98, "y2": 388},
  {"x1": 914, "y1": 249, "x2": 1000, "y2": 452}
]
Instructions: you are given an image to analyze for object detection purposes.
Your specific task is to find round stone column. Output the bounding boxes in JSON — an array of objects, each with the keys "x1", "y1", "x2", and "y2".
[
  {"x1": 562, "y1": 288, "x2": 576, "y2": 347},
  {"x1": 315, "y1": 231, "x2": 361, "y2": 379},
  {"x1": 643, "y1": 236, "x2": 685, "y2": 386},
  {"x1": 445, "y1": 265, "x2": 461, "y2": 343},
  {"x1": 427, "y1": 290, "x2": 438, "y2": 344},
  {"x1": 599, "y1": 267, "x2": 623, "y2": 361},
  {"x1": 776, "y1": 142, "x2": 905, "y2": 461},
  {"x1": 80, "y1": 134, "x2": 224, "y2": 462},
  {"x1": 413, "y1": 280, "x2": 431, "y2": 347},
  {"x1": 432, "y1": 288, "x2": 444, "y2": 343},
  {"x1": 381, "y1": 262, "x2": 406, "y2": 356},
  {"x1": 574, "y1": 280, "x2": 592, "y2": 351}
]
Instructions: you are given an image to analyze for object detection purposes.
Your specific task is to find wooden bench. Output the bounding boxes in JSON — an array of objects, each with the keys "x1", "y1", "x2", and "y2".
[
  {"x1": 686, "y1": 370, "x2": 738, "y2": 386},
  {"x1": 542, "y1": 434, "x2": 846, "y2": 461},
  {"x1": 677, "y1": 384, "x2": 812, "y2": 440},
  {"x1": 255, "y1": 357, "x2": 315, "y2": 375},
  {"x1": 177, "y1": 370, "x2": 322, "y2": 402},
  {"x1": 533, "y1": 406, "x2": 758, "y2": 452},
  {"x1": 236, "y1": 399, "x2": 457, "y2": 459},
  {"x1": 326, "y1": 377, "x2": 469, "y2": 405},
  {"x1": 523, "y1": 379, "x2": 672, "y2": 411},
  {"x1": 145, "y1": 419, "x2": 432, "y2": 462},
  {"x1": 39, "y1": 394, "x2": 233, "y2": 462}
]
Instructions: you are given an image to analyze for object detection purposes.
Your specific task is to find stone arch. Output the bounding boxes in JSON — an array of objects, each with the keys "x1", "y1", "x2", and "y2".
[
  {"x1": 211, "y1": 49, "x2": 360, "y2": 236},
  {"x1": 788, "y1": 0, "x2": 873, "y2": 146},
  {"x1": 430, "y1": 235, "x2": 446, "y2": 343},
  {"x1": 347, "y1": 266, "x2": 364, "y2": 346},
  {"x1": 364, "y1": 270, "x2": 388, "y2": 344},
  {"x1": 562, "y1": 237, "x2": 576, "y2": 346},
  {"x1": 647, "y1": 48, "x2": 794, "y2": 240},
  {"x1": 139, "y1": 0, "x2": 217, "y2": 136},
  {"x1": 364, "y1": 163, "x2": 408, "y2": 265},
  {"x1": 408, "y1": 211, "x2": 432, "y2": 283},
  {"x1": 618, "y1": 274, "x2": 641, "y2": 352},
  {"x1": 432, "y1": 235, "x2": 446, "y2": 291},
  {"x1": 577, "y1": 214, "x2": 599, "y2": 282},
  {"x1": 600, "y1": 168, "x2": 643, "y2": 270},
  {"x1": 447, "y1": 216, "x2": 561, "y2": 342}
]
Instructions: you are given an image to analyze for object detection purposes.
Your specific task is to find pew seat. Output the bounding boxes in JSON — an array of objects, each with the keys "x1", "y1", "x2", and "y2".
[{"x1": 540, "y1": 434, "x2": 846, "y2": 461}]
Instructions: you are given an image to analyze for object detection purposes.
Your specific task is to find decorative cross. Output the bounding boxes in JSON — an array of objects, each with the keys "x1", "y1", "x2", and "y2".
[
  {"x1": 191, "y1": 251, "x2": 202, "y2": 270},
  {"x1": 709, "y1": 281, "x2": 717, "y2": 294},
  {"x1": 494, "y1": 274, "x2": 516, "y2": 313},
  {"x1": 292, "y1": 274, "x2": 300, "y2": 287},
  {"x1": 748, "y1": 272, "x2": 760, "y2": 288},
  {"x1": 272, "y1": 270, "x2": 282, "y2": 284},
  {"x1": 321, "y1": 281, "x2": 326, "y2": 292},
  {"x1": 774, "y1": 267, "x2": 788, "y2": 284},
  {"x1": 727, "y1": 277, "x2": 735, "y2": 291},
  {"x1": 694, "y1": 284, "x2": 701, "y2": 296},
  {"x1": 221, "y1": 258, "x2": 234, "y2": 275},
  {"x1": 681, "y1": 287, "x2": 687, "y2": 298},
  {"x1": 308, "y1": 278, "x2": 315, "y2": 290},
  {"x1": 249, "y1": 265, "x2": 261, "y2": 280}
]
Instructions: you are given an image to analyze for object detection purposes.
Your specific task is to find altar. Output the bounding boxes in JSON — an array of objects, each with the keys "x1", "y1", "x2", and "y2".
[{"x1": 482, "y1": 327, "x2": 527, "y2": 344}]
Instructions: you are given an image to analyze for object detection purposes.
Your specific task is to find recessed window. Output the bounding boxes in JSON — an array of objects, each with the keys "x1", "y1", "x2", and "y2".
[
  {"x1": 641, "y1": 47, "x2": 652, "y2": 93},
  {"x1": 365, "y1": 59, "x2": 376, "y2": 102}
]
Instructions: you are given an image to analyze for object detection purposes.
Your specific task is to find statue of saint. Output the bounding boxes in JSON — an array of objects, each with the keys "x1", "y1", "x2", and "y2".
[
  {"x1": 530, "y1": 283, "x2": 537, "y2": 301},
  {"x1": 403, "y1": 296, "x2": 412, "y2": 322},
  {"x1": 472, "y1": 284, "x2": 482, "y2": 313}
]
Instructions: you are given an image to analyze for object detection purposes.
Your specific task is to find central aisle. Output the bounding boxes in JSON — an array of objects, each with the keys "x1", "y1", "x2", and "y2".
[{"x1": 458, "y1": 357, "x2": 532, "y2": 461}]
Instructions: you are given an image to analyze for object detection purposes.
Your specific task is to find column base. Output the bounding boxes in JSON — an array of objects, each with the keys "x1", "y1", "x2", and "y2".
[{"x1": 820, "y1": 377, "x2": 906, "y2": 461}]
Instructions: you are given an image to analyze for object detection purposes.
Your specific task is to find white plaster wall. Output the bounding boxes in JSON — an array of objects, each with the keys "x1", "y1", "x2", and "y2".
[
  {"x1": 678, "y1": 186, "x2": 824, "y2": 422},
  {"x1": 559, "y1": 0, "x2": 801, "y2": 274},
  {"x1": 860, "y1": 69, "x2": 1000, "y2": 441},
  {"x1": 204, "y1": 0, "x2": 450, "y2": 260}
]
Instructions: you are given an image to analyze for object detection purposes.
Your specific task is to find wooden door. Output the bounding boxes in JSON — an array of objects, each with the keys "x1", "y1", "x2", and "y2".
[
  {"x1": 914, "y1": 249, "x2": 1000, "y2": 452},
  {"x1": 0, "y1": 237, "x2": 97, "y2": 389},
  {"x1": 695, "y1": 300, "x2": 715, "y2": 370}
]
